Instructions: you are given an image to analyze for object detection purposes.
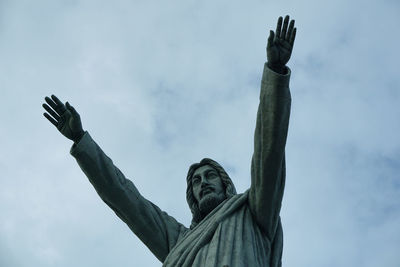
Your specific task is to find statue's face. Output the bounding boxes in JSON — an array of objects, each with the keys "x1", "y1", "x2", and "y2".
[{"x1": 192, "y1": 165, "x2": 226, "y2": 216}]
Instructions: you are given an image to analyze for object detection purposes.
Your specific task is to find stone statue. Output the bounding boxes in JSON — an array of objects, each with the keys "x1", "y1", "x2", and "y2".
[{"x1": 42, "y1": 15, "x2": 296, "y2": 267}]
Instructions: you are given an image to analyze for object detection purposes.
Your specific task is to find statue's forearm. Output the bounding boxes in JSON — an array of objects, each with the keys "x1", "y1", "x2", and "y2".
[
  {"x1": 70, "y1": 132, "x2": 126, "y2": 194},
  {"x1": 70, "y1": 132, "x2": 186, "y2": 261},
  {"x1": 255, "y1": 63, "x2": 291, "y2": 152},
  {"x1": 248, "y1": 63, "x2": 291, "y2": 239}
]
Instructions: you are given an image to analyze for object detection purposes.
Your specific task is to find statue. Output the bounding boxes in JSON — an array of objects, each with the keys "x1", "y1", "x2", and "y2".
[{"x1": 42, "y1": 15, "x2": 296, "y2": 267}]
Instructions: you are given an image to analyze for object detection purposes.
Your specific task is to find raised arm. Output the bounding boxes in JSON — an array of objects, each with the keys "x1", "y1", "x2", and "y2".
[
  {"x1": 42, "y1": 95, "x2": 187, "y2": 262},
  {"x1": 248, "y1": 16, "x2": 296, "y2": 240}
]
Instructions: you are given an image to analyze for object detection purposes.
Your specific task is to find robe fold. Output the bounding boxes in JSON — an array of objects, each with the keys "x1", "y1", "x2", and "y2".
[{"x1": 70, "y1": 62, "x2": 291, "y2": 266}]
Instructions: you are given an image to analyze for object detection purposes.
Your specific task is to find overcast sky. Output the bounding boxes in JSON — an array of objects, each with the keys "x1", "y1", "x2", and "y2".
[{"x1": 1, "y1": 0, "x2": 399, "y2": 266}]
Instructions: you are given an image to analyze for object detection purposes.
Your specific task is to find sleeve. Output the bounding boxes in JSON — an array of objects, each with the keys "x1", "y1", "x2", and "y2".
[
  {"x1": 248, "y1": 62, "x2": 291, "y2": 240},
  {"x1": 70, "y1": 132, "x2": 188, "y2": 262}
]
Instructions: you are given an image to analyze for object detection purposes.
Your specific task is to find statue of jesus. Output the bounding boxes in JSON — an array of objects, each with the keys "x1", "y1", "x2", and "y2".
[{"x1": 42, "y1": 15, "x2": 296, "y2": 267}]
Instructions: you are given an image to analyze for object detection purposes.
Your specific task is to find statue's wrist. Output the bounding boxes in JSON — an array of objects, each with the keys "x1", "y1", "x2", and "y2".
[
  {"x1": 73, "y1": 130, "x2": 85, "y2": 144},
  {"x1": 267, "y1": 62, "x2": 287, "y2": 75}
]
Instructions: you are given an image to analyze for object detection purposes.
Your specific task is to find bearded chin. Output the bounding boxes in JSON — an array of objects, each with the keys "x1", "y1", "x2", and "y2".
[{"x1": 198, "y1": 193, "x2": 225, "y2": 217}]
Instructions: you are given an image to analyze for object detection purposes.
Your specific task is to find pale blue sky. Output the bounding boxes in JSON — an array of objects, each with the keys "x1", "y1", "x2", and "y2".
[{"x1": 1, "y1": 0, "x2": 399, "y2": 266}]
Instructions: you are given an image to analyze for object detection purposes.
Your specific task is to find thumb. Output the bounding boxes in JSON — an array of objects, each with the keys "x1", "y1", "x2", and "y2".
[{"x1": 66, "y1": 102, "x2": 78, "y2": 115}]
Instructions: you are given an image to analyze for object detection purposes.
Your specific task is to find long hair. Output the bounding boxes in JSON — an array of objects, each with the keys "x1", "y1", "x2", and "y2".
[{"x1": 186, "y1": 158, "x2": 237, "y2": 228}]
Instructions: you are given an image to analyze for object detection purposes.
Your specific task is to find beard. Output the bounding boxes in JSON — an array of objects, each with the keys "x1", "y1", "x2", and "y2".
[{"x1": 198, "y1": 192, "x2": 226, "y2": 217}]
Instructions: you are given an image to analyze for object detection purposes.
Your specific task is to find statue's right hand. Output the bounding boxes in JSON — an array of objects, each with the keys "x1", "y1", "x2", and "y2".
[{"x1": 42, "y1": 95, "x2": 84, "y2": 143}]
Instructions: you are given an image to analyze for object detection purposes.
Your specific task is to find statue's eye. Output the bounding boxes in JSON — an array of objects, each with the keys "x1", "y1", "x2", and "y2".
[
  {"x1": 208, "y1": 172, "x2": 218, "y2": 179},
  {"x1": 192, "y1": 177, "x2": 200, "y2": 184}
]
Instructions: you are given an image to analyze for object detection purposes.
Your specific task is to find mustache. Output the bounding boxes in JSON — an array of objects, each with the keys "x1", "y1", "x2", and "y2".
[{"x1": 200, "y1": 186, "x2": 215, "y2": 197}]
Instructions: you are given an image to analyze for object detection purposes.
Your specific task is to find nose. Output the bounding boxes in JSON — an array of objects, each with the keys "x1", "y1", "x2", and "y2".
[{"x1": 199, "y1": 175, "x2": 210, "y2": 186}]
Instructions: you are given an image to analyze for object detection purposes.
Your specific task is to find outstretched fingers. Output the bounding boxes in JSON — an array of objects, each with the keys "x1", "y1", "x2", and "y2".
[
  {"x1": 275, "y1": 16, "x2": 283, "y2": 39},
  {"x1": 43, "y1": 95, "x2": 67, "y2": 128},
  {"x1": 281, "y1": 15, "x2": 289, "y2": 41},
  {"x1": 45, "y1": 96, "x2": 59, "y2": 112},
  {"x1": 42, "y1": 103, "x2": 60, "y2": 121},
  {"x1": 286, "y1": 19, "x2": 295, "y2": 41},
  {"x1": 267, "y1": 30, "x2": 275, "y2": 49},
  {"x1": 43, "y1": 112, "x2": 58, "y2": 127},
  {"x1": 51, "y1": 94, "x2": 67, "y2": 114},
  {"x1": 290, "y1": 27, "x2": 297, "y2": 46}
]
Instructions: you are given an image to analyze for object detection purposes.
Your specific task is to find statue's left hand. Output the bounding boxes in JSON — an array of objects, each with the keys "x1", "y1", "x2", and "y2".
[{"x1": 267, "y1": 15, "x2": 296, "y2": 74}]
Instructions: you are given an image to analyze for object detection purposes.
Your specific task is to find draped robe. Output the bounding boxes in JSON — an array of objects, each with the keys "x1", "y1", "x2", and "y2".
[{"x1": 70, "y1": 63, "x2": 291, "y2": 266}]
